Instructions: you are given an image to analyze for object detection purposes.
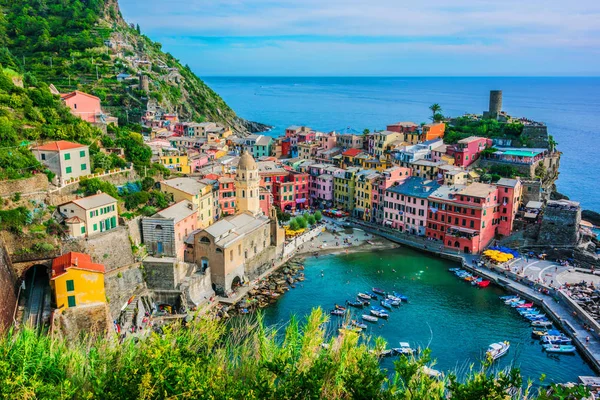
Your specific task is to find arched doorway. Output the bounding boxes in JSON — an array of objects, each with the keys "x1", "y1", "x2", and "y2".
[{"x1": 231, "y1": 276, "x2": 242, "y2": 292}]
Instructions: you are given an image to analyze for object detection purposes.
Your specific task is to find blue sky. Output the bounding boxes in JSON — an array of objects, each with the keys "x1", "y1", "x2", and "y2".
[{"x1": 119, "y1": 0, "x2": 600, "y2": 76}]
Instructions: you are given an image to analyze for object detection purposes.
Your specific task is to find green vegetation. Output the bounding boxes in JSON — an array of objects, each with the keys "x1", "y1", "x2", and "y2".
[
  {"x1": 0, "y1": 309, "x2": 586, "y2": 399},
  {"x1": 0, "y1": 206, "x2": 31, "y2": 233},
  {"x1": 445, "y1": 116, "x2": 524, "y2": 144},
  {"x1": 314, "y1": 210, "x2": 323, "y2": 222}
]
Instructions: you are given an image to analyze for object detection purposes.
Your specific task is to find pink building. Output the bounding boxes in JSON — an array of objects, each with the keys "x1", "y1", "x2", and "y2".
[
  {"x1": 60, "y1": 91, "x2": 102, "y2": 123},
  {"x1": 386, "y1": 121, "x2": 418, "y2": 134},
  {"x1": 142, "y1": 200, "x2": 198, "y2": 259},
  {"x1": 318, "y1": 131, "x2": 337, "y2": 151},
  {"x1": 372, "y1": 167, "x2": 412, "y2": 223},
  {"x1": 189, "y1": 153, "x2": 210, "y2": 172},
  {"x1": 259, "y1": 187, "x2": 273, "y2": 215},
  {"x1": 447, "y1": 136, "x2": 492, "y2": 167},
  {"x1": 297, "y1": 130, "x2": 316, "y2": 143},
  {"x1": 217, "y1": 177, "x2": 236, "y2": 216},
  {"x1": 383, "y1": 177, "x2": 441, "y2": 235}
]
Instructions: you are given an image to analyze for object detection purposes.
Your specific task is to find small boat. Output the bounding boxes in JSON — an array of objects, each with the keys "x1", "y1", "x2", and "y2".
[
  {"x1": 448, "y1": 268, "x2": 461, "y2": 273},
  {"x1": 387, "y1": 294, "x2": 402, "y2": 302},
  {"x1": 486, "y1": 341, "x2": 510, "y2": 361},
  {"x1": 500, "y1": 295, "x2": 518, "y2": 300},
  {"x1": 454, "y1": 269, "x2": 467, "y2": 275},
  {"x1": 525, "y1": 314, "x2": 547, "y2": 321},
  {"x1": 372, "y1": 287, "x2": 386, "y2": 295},
  {"x1": 362, "y1": 314, "x2": 378, "y2": 323},
  {"x1": 510, "y1": 300, "x2": 526, "y2": 307},
  {"x1": 330, "y1": 309, "x2": 345, "y2": 316},
  {"x1": 518, "y1": 308, "x2": 539, "y2": 315},
  {"x1": 541, "y1": 335, "x2": 572, "y2": 345},
  {"x1": 392, "y1": 342, "x2": 415, "y2": 355},
  {"x1": 505, "y1": 297, "x2": 521, "y2": 305},
  {"x1": 335, "y1": 304, "x2": 346, "y2": 311},
  {"x1": 543, "y1": 344, "x2": 577, "y2": 354},
  {"x1": 380, "y1": 300, "x2": 392, "y2": 310},
  {"x1": 351, "y1": 320, "x2": 368, "y2": 329},
  {"x1": 477, "y1": 280, "x2": 491, "y2": 288},
  {"x1": 393, "y1": 292, "x2": 408, "y2": 302},
  {"x1": 357, "y1": 293, "x2": 372, "y2": 301},
  {"x1": 471, "y1": 277, "x2": 483, "y2": 286},
  {"x1": 516, "y1": 303, "x2": 533, "y2": 308},
  {"x1": 464, "y1": 275, "x2": 475, "y2": 282},
  {"x1": 370, "y1": 309, "x2": 389, "y2": 319},
  {"x1": 357, "y1": 298, "x2": 371, "y2": 306},
  {"x1": 532, "y1": 320, "x2": 553, "y2": 327},
  {"x1": 346, "y1": 300, "x2": 364, "y2": 309},
  {"x1": 370, "y1": 349, "x2": 393, "y2": 357},
  {"x1": 367, "y1": 292, "x2": 379, "y2": 300},
  {"x1": 532, "y1": 329, "x2": 550, "y2": 339},
  {"x1": 421, "y1": 366, "x2": 442, "y2": 378}
]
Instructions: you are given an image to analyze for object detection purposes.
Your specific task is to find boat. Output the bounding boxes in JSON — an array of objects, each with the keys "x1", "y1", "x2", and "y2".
[
  {"x1": 532, "y1": 329, "x2": 550, "y2": 339},
  {"x1": 471, "y1": 277, "x2": 483, "y2": 286},
  {"x1": 346, "y1": 300, "x2": 364, "y2": 309},
  {"x1": 518, "y1": 308, "x2": 539, "y2": 315},
  {"x1": 393, "y1": 292, "x2": 408, "y2": 302},
  {"x1": 380, "y1": 300, "x2": 392, "y2": 310},
  {"x1": 370, "y1": 349, "x2": 393, "y2": 357},
  {"x1": 370, "y1": 309, "x2": 389, "y2": 319},
  {"x1": 335, "y1": 304, "x2": 346, "y2": 311},
  {"x1": 362, "y1": 314, "x2": 378, "y2": 323},
  {"x1": 541, "y1": 335, "x2": 572, "y2": 345},
  {"x1": 532, "y1": 320, "x2": 553, "y2": 327},
  {"x1": 392, "y1": 342, "x2": 415, "y2": 355},
  {"x1": 372, "y1": 287, "x2": 386, "y2": 295},
  {"x1": 367, "y1": 292, "x2": 379, "y2": 300},
  {"x1": 543, "y1": 344, "x2": 577, "y2": 354},
  {"x1": 486, "y1": 341, "x2": 510, "y2": 361},
  {"x1": 330, "y1": 309, "x2": 345, "y2": 316},
  {"x1": 516, "y1": 303, "x2": 534, "y2": 308},
  {"x1": 387, "y1": 294, "x2": 402, "y2": 302},
  {"x1": 339, "y1": 325, "x2": 362, "y2": 334},
  {"x1": 510, "y1": 300, "x2": 526, "y2": 307},
  {"x1": 477, "y1": 280, "x2": 491, "y2": 288},
  {"x1": 357, "y1": 293, "x2": 372, "y2": 301},
  {"x1": 351, "y1": 320, "x2": 368, "y2": 329},
  {"x1": 448, "y1": 268, "x2": 461, "y2": 273},
  {"x1": 524, "y1": 314, "x2": 547, "y2": 321},
  {"x1": 357, "y1": 298, "x2": 371, "y2": 306},
  {"x1": 500, "y1": 295, "x2": 519, "y2": 301},
  {"x1": 505, "y1": 297, "x2": 520, "y2": 305},
  {"x1": 464, "y1": 275, "x2": 475, "y2": 282}
]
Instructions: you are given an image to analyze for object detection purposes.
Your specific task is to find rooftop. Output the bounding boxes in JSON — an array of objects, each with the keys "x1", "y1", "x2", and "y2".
[
  {"x1": 429, "y1": 184, "x2": 467, "y2": 201},
  {"x1": 33, "y1": 140, "x2": 87, "y2": 152},
  {"x1": 496, "y1": 178, "x2": 520, "y2": 188},
  {"x1": 203, "y1": 212, "x2": 270, "y2": 248},
  {"x1": 161, "y1": 177, "x2": 207, "y2": 195},
  {"x1": 389, "y1": 121, "x2": 418, "y2": 127},
  {"x1": 51, "y1": 252, "x2": 105, "y2": 279},
  {"x1": 152, "y1": 200, "x2": 197, "y2": 224},
  {"x1": 342, "y1": 148, "x2": 363, "y2": 157},
  {"x1": 70, "y1": 193, "x2": 117, "y2": 210},
  {"x1": 387, "y1": 176, "x2": 441, "y2": 199},
  {"x1": 458, "y1": 136, "x2": 486, "y2": 144},
  {"x1": 459, "y1": 182, "x2": 496, "y2": 198}
]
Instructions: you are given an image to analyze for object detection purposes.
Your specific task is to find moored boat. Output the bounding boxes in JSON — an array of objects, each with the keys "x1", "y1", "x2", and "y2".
[
  {"x1": 486, "y1": 341, "x2": 510, "y2": 361},
  {"x1": 543, "y1": 344, "x2": 577, "y2": 354},
  {"x1": 330, "y1": 309, "x2": 345, "y2": 316},
  {"x1": 351, "y1": 320, "x2": 368, "y2": 329},
  {"x1": 505, "y1": 297, "x2": 521, "y2": 305},
  {"x1": 471, "y1": 277, "x2": 483, "y2": 286},
  {"x1": 387, "y1": 294, "x2": 402, "y2": 302},
  {"x1": 393, "y1": 292, "x2": 408, "y2": 302},
  {"x1": 532, "y1": 320, "x2": 553, "y2": 327},
  {"x1": 510, "y1": 300, "x2": 526, "y2": 307},
  {"x1": 516, "y1": 302, "x2": 533, "y2": 308},
  {"x1": 477, "y1": 280, "x2": 491, "y2": 288},
  {"x1": 346, "y1": 300, "x2": 364, "y2": 309},
  {"x1": 370, "y1": 348, "x2": 393, "y2": 357},
  {"x1": 448, "y1": 268, "x2": 461, "y2": 273},
  {"x1": 335, "y1": 304, "x2": 346, "y2": 311},
  {"x1": 372, "y1": 287, "x2": 386, "y2": 295},
  {"x1": 541, "y1": 335, "x2": 572, "y2": 345},
  {"x1": 362, "y1": 314, "x2": 378, "y2": 323},
  {"x1": 392, "y1": 342, "x2": 415, "y2": 355},
  {"x1": 500, "y1": 295, "x2": 518, "y2": 301},
  {"x1": 380, "y1": 300, "x2": 392, "y2": 310},
  {"x1": 370, "y1": 309, "x2": 389, "y2": 319},
  {"x1": 367, "y1": 292, "x2": 379, "y2": 300},
  {"x1": 357, "y1": 293, "x2": 372, "y2": 301}
]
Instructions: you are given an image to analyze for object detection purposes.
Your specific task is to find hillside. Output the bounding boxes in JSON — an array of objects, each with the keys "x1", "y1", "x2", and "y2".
[{"x1": 0, "y1": 0, "x2": 267, "y2": 133}]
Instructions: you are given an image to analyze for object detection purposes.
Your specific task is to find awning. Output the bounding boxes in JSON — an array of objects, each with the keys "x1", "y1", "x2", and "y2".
[
  {"x1": 296, "y1": 198, "x2": 307, "y2": 203},
  {"x1": 524, "y1": 212, "x2": 538, "y2": 219}
]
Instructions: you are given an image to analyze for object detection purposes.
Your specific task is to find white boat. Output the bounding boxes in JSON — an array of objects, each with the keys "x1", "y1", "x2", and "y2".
[
  {"x1": 357, "y1": 293, "x2": 372, "y2": 301},
  {"x1": 531, "y1": 320, "x2": 553, "y2": 327},
  {"x1": 486, "y1": 341, "x2": 510, "y2": 361},
  {"x1": 362, "y1": 314, "x2": 378, "y2": 323},
  {"x1": 392, "y1": 342, "x2": 415, "y2": 355},
  {"x1": 370, "y1": 309, "x2": 389, "y2": 319}
]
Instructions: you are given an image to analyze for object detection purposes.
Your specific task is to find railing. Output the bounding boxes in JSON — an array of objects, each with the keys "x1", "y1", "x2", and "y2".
[{"x1": 53, "y1": 165, "x2": 134, "y2": 191}]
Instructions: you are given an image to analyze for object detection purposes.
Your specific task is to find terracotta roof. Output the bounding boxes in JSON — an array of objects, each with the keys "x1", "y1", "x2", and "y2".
[
  {"x1": 60, "y1": 90, "x2": 101, "y2": 102},
  {"x1": 51, "y1": 252, "x2": 105, "y2": 279},
  {"x1": 64, "y1": 216, "x2": 83, "y2": 224},
  {"x1": 33, "y1": 140, "x2": 87, "y2": 152},
  {"x1": 342, "y1": 148, "x2": 362, "y2": 157}
]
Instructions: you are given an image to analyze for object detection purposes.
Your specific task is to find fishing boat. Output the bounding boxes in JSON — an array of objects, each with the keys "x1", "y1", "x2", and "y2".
[
  {"x1": 389, "y1": 300, "x2": 401, "y2": 307},
  {"x1": 370, "y1": 309, "x2": 389, "y2": 319},
  {"x1": 393, "y1": 292, "x2": 409, "y2": 302},
  {"x1": 357, "y1": 293, "x2": 372, "y2": 301},
  {"x1": 532, "y1": 320, "x2": 553, "y2": 327},
  {"x1": 372, "y1": 287, "x2": 386, "y2": 295},
  {"x1": 477, "y1": 280, "x2": 491, "y2": 288},
  {"x1": 486, "y1": 341, "x2": 510, "y2": 361},
  {"x1": 392, "y1": 342, "x2": 415, "y2": 355},
  {"x1": 387, "y1": 294, "x2": 402, "y2": 302},
  {"x1": 335, "y1": 304, "x2": 346, "y2": 311},
  {"x1": 346, "y1": 300, "x2": 364, "y2": 309},
  {"x1": 380, "y1": 300, "x2": 392, "y2": 310},
  {"x1": 351, "y1": 320, "x2": 368, "y2": 329},
  {"x1": 362, "y1": 314, "x2": 378, "y2": 323},
  {"x1": 500, "y1": 295, "x2": 519, "y2": 301},
  {"x1": 330, "y1": 309, "x2": 345, "y2": 316},
  {"x1": 367, "y1": 292, "x2": 379, "y2": 300},
  {"x1": 541, "y1": 335, "x2": 572, "y2": 345},
  {"x1": 516, "y1": 303, "x2": 534, "y2": 308},
  {"x1": 510, "y1": 300, "x2": 526, "y2": 307},
  {"x1": 543, "y1": 344, "x2": 577, "y2": 354}
]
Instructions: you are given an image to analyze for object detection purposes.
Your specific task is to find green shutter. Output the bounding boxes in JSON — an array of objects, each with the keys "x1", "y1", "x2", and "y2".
[
  {"x1": 81, "y1": 226, "x2": 85, "y2": 234},
  {"x1": 89, "y1": 211, "x2": 93, "y2": 218},
  {"x1": 64, "y1": 153, "x2": 71, "y2": 160},
  {"x1": 111, "y1": 216, "x2": 116, "y2": 228},
  {"x1": 81, "y1": 163, "x2": 87, "y2": 171},
  {"x1": 80, "y1": 150, "x2": 85, "y2": 157},
  {"x1": 67, "y1": 296, "x2": 76, "y2": 307},
  {"x1": 93, "y1": 223, "x2": 98, "y2": 231},
  {"x1": 66, "y1": 280, "x2": 75, "y2": 292},
  {"x1": 66, "y1": 166, "x2": 72, "y2": 173}
]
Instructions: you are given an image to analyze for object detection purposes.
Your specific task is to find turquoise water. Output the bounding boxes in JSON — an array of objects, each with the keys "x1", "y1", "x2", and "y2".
[
  {"x1": 261, "y1": 247, "x2": 594, "y2": 384},
  {"x1": 204, "y1": 76, "x2": 600, "y2": 212}
]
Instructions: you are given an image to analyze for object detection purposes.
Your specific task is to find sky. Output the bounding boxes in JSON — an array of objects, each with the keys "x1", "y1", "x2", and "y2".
[{"x1": 119, "y1": 0, "x2": 600, "y2": 77}]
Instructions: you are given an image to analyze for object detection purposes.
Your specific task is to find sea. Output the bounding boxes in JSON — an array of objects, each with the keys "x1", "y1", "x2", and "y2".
[
  {"x1": 203, "y1": 76, "x2": 600, "y2": 212},
  {"x1": 260, "y1": 246, "x2": 595, "y2": 385}
]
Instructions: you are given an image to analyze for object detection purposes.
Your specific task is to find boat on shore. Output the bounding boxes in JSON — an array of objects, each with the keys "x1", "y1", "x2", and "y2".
[
  {"x1": 362, "y1": 314, "x2": 378, "y2": 323},
  {"x1": 486, "y1": 341, "x2": 510, "y2": 361},
  {"x1": 543, "y1": 344, "x2": 577, "y2": 354},
  {"x1": 372, "y1": 288, "x2": 386, "y2": 295}
]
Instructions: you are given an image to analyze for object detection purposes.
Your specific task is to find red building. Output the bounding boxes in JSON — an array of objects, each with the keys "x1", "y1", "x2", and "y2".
[
  {"x1": 425, "y1": 180, "x2": 521, "y2": 254},
  {"x1": 386, "y1": 121, "x2": 418, "y2": 134},
  {"x1": 446, "y1": 136, "x2": 492, "y2": 167},
  {"x1": 291, "y1": 171, "x2": 309, "y2": 210},
  {"x1": 217, "y1": 177, "x2": 236, "y2": 216}
]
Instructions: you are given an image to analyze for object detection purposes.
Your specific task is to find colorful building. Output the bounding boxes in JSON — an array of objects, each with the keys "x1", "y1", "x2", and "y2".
[
  {"x1": 383, "y1": 177, "x2": 441, "y2": 234},
  {"x1": 386, "y1": 121, "x2": 418, "y2": 135},
  {"x1": 353, "y1": 170, "x2": 381, "y2": 221},
  {"x1": 373, "y1": 131, "x2": 403, "y2": 157},
  {"x1": 217, "y1": 177, "x2": 236, "y2": 216},
  {"x1": 59, "y1": 193, "x2": 118, "y2": 238},
  {"x1": 60, "y1": 91, "x2": 102, "y2": 124},
  {"x1": 420, "y1": 123, "x2": 446, "y2": 142},
  {"x1": 337, "y1": 133, "x2": 364, "y2": 149},
  {"x1": 160, "y1": 177, "x2": 214, "y2": 228},
  {"x1": 447, "y1": 136, "x2": 492, "y2": 167},
  {"x1": 371, "y1": 166, "x2": 412, "y2": 223},
  {"x1": 142, "y1": 200, "x2": 198, "y2": 259},
  {"x1": 244, "y1": 135, "x2": 273, "y2": 158},
  {"x1": 32, "y1": 141, "x2": 91, "y2": 186},
  {"x1": 159, "y1": 154, "x2": 191, "y2": 174},
  {"x1": 334, "y1": 167, "x2": 359, "y2": 211},
  {"x1": 50, "y1": 252, "x2": 106, "y2": 309}
]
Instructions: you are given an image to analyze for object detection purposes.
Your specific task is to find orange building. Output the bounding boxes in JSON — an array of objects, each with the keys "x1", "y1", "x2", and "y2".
[{"x1": 420, "y1": 123, "x2": 446, "y2": 142}]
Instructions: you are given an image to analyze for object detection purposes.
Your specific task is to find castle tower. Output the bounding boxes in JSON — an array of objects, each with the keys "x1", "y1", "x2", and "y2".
[
  {"x1": 488, "y1": 90, "x2": 502, "y2": 119},
  {"x1": 235, "y1": 150, "x2": 261, "y2": 215}
]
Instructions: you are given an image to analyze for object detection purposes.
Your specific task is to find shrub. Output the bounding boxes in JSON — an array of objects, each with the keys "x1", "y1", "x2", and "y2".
[
  {"x1": 307, "y1": 215, "x2": 316, "y2": 225},
  {"x1": 289, "y1": 220, "x2": 299, "y2": 231},
  {"x1": 12, "y1": 192, "x2": 21, "y2": 202},
  {"x1": 314, "y1": 210, "x2": 322, "y2": 222}
]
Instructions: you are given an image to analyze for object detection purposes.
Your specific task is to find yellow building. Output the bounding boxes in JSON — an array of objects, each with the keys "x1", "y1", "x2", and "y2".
[
  {"x1": 160, "y1": 177, "x2": 214, "y2": 228},
  {"x1": 333, "y1": 167, "x2": 359, "y2": 211},
  {"x1": 373, "y1": 131, "x2": 403, "y2": 157},
  {"x1": 353, "y1": 170, "x2": 380, "y2": 221},
  {"x1": 159, "y1": 154, "x2": 191, "y2": 174},
  {"x1": 50, "y1": 252, "x2": 106, "y2": 309}
]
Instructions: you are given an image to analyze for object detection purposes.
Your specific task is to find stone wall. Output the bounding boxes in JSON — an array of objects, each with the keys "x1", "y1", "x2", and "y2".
[
  {"x1": 537, "y1": 200, "x2": 581, "y2": 246},
  {"x1": 142, "y1": 257, "x2": 196, "y2": 290},
  {"x1": 521, "y1": 125, "x2": 549, "y2": 149},
  {"x1": 245, "y1": 246, "x2": 278, "y2": 280},
  {"x1": 0, "y1": 241, "x2": 17, "y2": 330},
  {"x1": 0, "y1": 174, "x2": 48, "y2": 198},
  {"x1": 180, "y1": 268, "x2": 214, "y2": 307},
  {"x1": 104, "y1": 263, "x2": 145, "y2": 320},
  {"x1": 124, "y1": 216, "x2": 143, "y2": 247},
  {"x1": 52, "y1": 303, "x2": 112, "y2": 340},
  {"x1": 521, "y1": 180, "x2": 543, "y2": 204}
]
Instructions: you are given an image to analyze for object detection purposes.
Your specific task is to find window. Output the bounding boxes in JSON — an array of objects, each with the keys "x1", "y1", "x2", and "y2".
[
  {"x1": 66, "y1": 166, "x2": 72, "y2": 173},
  {"x1": 66, "y1": 280, "x2": 75, "y2": 292},
  {"x1": 41, "y1": 153, "x2": 46, "y2": 160},
  {"x1": 93, "y1": 223, "x2": 98, "y2": 231},
  {"x1": 67, "y1": 295, "x2": 76, "y2": 307},
  {"x1": 81, "y1": 163, "x2": 86, "y2": 171},
  {"x1": 80, "y1": 150, "x2": 85, "y2": 157},
  {"x1": 81, "y1": 226, "x2": 85, "y2": 234},
  {"x1": 65, "y1": 153, "x2": 71, "y2": 160}
]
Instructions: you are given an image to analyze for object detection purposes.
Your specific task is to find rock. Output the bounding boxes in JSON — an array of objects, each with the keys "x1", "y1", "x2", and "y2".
[{"x1": 582, "y1": 210, "x2": 600, "y2": 226}]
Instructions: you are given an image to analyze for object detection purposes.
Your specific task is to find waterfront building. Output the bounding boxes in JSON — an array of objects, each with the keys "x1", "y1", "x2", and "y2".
[
  {"x1": 334, "y1": 167, "x2": 360, "y2": 211},
  {"x1": 353, "y1": 170, "x2": 381, "y2": 221},
  {"x1": 50, "y1": 252, "x2": 106, "y2": 309},
  {"x1": 59, "y1": 193, "x2": 118, "y2": 238},
  {"x1": 447, "y1": 136, "x2": 492, "y2": 167},
  {"x1": 32, "y1": 141, "x2": 91, "y2": 186},
  {"x1": 383, "y1": 177, "x2": 441, "y2": 234},
  {"x1": 142, "y1": 200, "x2": 198, "y2": 259},
  {"x1": 372, "y1": 166, "x2": 412, "y2": 224},
  {"x1": 336, "y1": 133, "x2": 364, "y2": 149},
  {"x1": 160, "y1": 177, "x2": 214, "y2": 228}
]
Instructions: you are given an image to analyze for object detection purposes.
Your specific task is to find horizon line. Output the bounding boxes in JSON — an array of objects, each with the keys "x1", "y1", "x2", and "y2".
[{"x1": 201, "y1": 75, "x2": 600, "y2": 79}]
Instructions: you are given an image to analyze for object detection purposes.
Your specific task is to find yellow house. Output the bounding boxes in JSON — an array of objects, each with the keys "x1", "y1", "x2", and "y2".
[
  {"x1": 159, "y1": 154, "x2": 191, "y2": 174},
  {"x1": 160, "y1": 177, "x2": 214, "y2": 228},
  {"x1": 50, "y1": 252, "x2": 106, "y2": 309},
  {"x1": 333, "y1": 167, "x2": 359, "y2": 211},
  {"x1": 373, "y1": 131, "x2": 403, "y2": 157},
  {"x1": 353, "y1": 170, "x2": 380, "y2": 221}
]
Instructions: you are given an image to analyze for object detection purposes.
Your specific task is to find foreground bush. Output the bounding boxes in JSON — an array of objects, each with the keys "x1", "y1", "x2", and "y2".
[{"x1": 0, "y1": 309, "x2": 587, "y2": 399}]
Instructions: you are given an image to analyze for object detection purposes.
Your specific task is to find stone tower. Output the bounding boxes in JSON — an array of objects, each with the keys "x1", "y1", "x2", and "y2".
[
  {"x1": 488, "y1": 90, "x2": 502, "y2": 119},
  {"x1": 235, "y1": 150, "x2": 261, "y2": 215}
]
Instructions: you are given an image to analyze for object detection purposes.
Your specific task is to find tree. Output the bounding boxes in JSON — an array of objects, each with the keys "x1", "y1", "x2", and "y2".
[
  {"x1": 307, "y1": 215, "x2": 316, "y2": 225},
  {"x1": 548, "y1": 135, "x2": 558, "y2": 153},
  {"x1": 363, "y1": 128, "x2": 370, "y2": 135},
  {"x1": 141, "y1": 177, "x2": 155, "y2": 191},
  {"x1": 432, "y1": 113, "x2": 444, "y2": 123},
  {"x1": 296, "y1": 216, "x2": 307, "y2": 229},
  {"x1": 429, "y1": 103, "x2": 442, "y2": 121},
  {"x1": 314, "y1": 210, "x2": 322, "y2": 222},
  {"x1": 289, "y1": 220, "x2": 299, "y2": 231}
]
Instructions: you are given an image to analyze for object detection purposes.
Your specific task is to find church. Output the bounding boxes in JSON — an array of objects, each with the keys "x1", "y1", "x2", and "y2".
[{"x1": 185, "y1": 150, "x2": 285, "y2": 295}]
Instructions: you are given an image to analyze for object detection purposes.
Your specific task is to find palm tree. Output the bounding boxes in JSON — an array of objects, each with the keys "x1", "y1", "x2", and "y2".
[
  {"x1": 429, "y1": 103, "x2": 442, "y2": 121},
  {"x1": 548, "y1": 135, "x2": 558, "y2": 153}
]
